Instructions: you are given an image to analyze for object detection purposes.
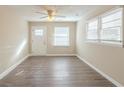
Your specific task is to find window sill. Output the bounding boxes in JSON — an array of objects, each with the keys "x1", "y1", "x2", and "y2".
[
  {"x1": 85, "y1": 40, "x2": 123, "y2": 48},
  {"x1": 100, "y1": 41, "x2": 123, "y2": 48},
  {"x1": 85, "y1": 40, "x2": 99, "y2": 43}
]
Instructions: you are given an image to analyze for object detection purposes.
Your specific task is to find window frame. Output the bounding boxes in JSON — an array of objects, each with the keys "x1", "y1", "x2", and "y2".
[
  {"x1": 86, "y1": 17, "x2": 99, "y2": 42},
  {"x1": 53, "y1": 27, "x2": 70, "y2": 47},
  {"x1": 86, "y1": 7, "x2": 124, "y2": 47}
]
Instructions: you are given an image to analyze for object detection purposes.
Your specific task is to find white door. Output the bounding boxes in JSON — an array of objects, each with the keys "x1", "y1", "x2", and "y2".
[{"x1": 31, "y1": 26, "x2": 47, "y2": 56}]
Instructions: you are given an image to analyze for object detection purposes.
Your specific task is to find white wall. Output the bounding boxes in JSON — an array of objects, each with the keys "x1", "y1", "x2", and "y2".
[
  {"x1": 0, "y1": 6, "x2": 29, "y2": 74},
  {"x1": 76, "y1": 5, "x2": 124, "y2": 86},
  {"x1": 29, "y1": 22, "x2": 76, "y2": 55}
]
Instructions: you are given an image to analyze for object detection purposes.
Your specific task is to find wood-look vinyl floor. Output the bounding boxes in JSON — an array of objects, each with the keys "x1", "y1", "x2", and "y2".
[{"x1": 0, "y1": 56, "x2": 115, "y2": 87}]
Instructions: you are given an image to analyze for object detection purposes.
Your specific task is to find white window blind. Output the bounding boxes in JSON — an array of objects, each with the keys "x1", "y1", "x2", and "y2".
[
  {"x1": 101, "y1": 8, "x2": 122, "y2": 43},
  {"x1": 54, "y1": 27, "x2": 69, "y2": 46},
  {"x1": 86, "y1": 8, "x2": 123, "y2": 46},
  {"x1": 87, "y1": 19, "x2": 98, "y2": 41}
]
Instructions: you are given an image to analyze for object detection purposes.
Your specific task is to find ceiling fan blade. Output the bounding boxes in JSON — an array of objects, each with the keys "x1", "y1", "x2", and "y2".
[
  {"x1": 35, "y1": 12, "x2": 47, "y2": 15},
  {"x1": 40, "y1": 16, "x2": 48, "y2": 19},
  {"x1": 54, "y1": 15, "x2": 66, "y2": 18}
]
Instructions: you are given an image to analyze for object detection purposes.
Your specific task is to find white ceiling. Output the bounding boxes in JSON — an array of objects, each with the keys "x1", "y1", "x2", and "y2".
[{"x1": 11, "y1": 5, "x2": 115, "y2": 22}]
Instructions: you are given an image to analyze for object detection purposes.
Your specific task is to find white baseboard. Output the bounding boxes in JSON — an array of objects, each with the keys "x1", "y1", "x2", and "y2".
[
  {"x1": 46, "y1": 54, "x2": 76, "y2": 56},
  {"x1": 76, "y1": 55, "x2": 123, "y2": 87},
  {"x1": 30, "y1": 53, "x2": 76, "y2": 56},
  {"x1": 0, "y1": 55, "x2": 29, "y2": 80},
  {"x1": 29, "y1": 54, "x2": 46, "y2": 56}
]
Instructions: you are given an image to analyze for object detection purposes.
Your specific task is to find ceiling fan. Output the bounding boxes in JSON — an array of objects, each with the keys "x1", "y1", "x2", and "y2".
[{"x1": 35, "y1": 9, "x2": 66, "y2": 21}]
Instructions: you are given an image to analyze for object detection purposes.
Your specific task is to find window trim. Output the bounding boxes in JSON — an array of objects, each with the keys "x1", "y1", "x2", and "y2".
[
  {"x1": 53, "y1": 27, "x2": 70, "y2": 47},
  {"x1": 86, "y1": 7, "x2": 124, "y2": 47}
]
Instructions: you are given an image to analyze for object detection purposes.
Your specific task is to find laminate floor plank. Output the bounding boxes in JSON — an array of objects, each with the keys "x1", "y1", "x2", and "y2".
[{"x1": 0, "y1": 56, "x2": 115, "y2": 87}]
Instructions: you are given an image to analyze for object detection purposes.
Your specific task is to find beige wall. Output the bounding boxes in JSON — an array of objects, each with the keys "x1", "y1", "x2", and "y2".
[
  {"x1": 2, "y1": 5, "x2": 124, "y2": 86},
  {"x1": 76, "y1": 5, "x2": 124, "y2": 86},
  {"x1": 29, "y1": 22, "x2": 76, "y2": 54},
  {"x1": 0, "y1": 6, "x2": 29, "y2": 74}
]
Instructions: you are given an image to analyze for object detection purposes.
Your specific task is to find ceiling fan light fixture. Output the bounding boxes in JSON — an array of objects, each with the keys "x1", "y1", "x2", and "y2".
[
  {"x1": 36, "y1": 8, "x2": 65, "y2": 21},
  {"x1": 47, "y1": 16, "x2": 54, "y2": 21}
]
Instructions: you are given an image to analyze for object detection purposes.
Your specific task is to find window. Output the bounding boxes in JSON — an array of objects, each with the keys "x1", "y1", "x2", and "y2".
[
  {"x1": 87, "y1": 19, "x2": 98, "y2": 41},
  {"x1": 86, "y1": 8, "x2": 123, "y2": 46},
  {"x1": 54, "y1": 27, "x2": 69, "y2": 46},
  {"x1": 101, "y1": 8, "x2": 122, "y2": 43},
  {"x1": 34, "y1": 29, "x2": 43, "y2": 36}
]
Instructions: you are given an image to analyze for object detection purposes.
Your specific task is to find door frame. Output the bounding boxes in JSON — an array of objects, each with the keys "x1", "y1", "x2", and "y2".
[{"x1": 31, "y1": 26, "x2": 47, "y2": 56}]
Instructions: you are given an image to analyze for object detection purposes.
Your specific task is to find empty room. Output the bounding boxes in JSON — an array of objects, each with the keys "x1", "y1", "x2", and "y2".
[{"x1": 0, "y1": 5, "x2": 124, "y2": 87}]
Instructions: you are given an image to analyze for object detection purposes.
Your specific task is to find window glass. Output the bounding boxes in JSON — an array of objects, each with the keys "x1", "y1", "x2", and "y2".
[
  {"x1": 101, "y1": 9, "x2": 122, "y2": 42},
  {"x1": 34, "y1": 29, "x2": 43, "y2": 36},
  {"x1": 54, "y1": 27, "x2": 69, "y2": 46},
  {"x1": 87, "y1": 19, "x2": 98, "y2": 40}
]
